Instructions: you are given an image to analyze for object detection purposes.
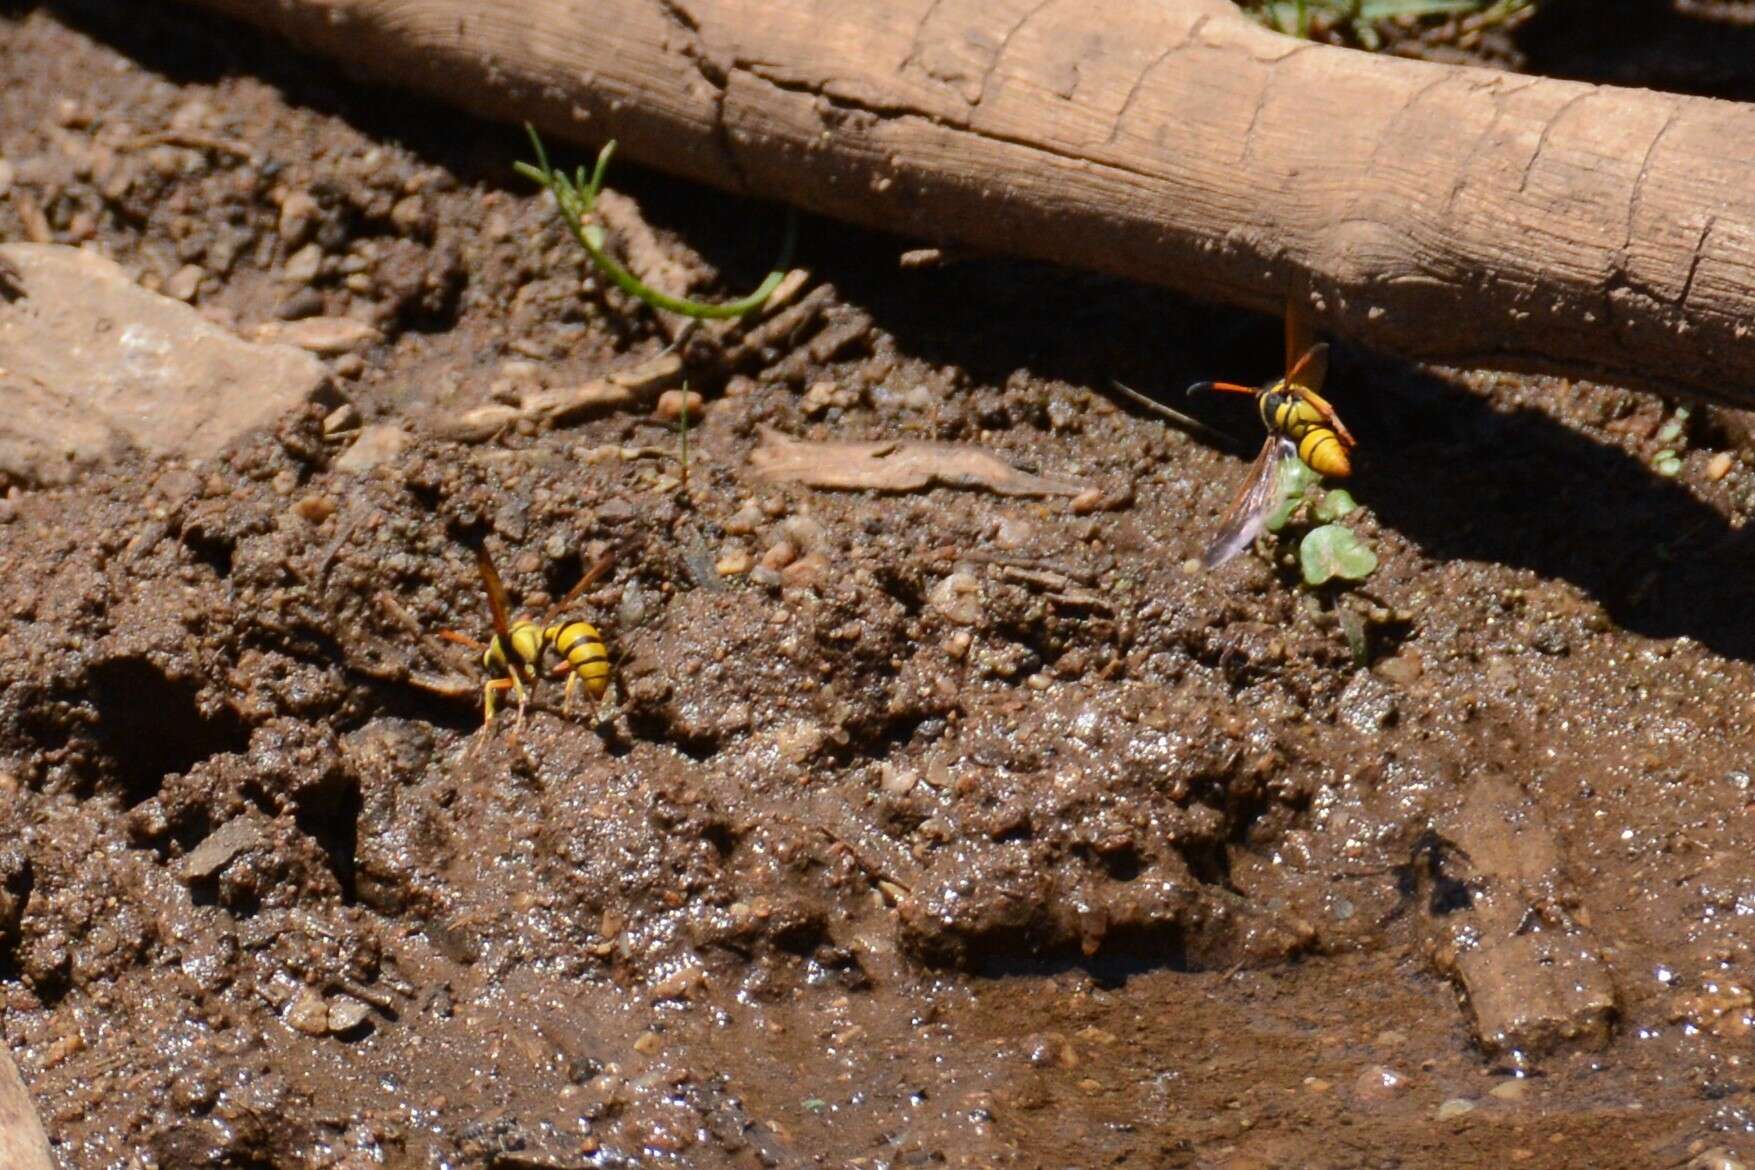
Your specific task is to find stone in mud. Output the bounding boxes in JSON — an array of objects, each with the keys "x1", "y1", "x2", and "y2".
[
  {"x1": 1431, "y1": 777, "x2": 1617, "y2": 1062},
  {"x1": 180, "y1": 816, "x2": 264, "y2": 881},
  {"x1": 0, "y1": 243, "x2": 330, "y2": 485}
]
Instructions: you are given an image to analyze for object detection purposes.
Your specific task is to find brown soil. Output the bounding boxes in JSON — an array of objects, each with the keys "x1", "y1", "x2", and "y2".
[{"x1": 5, "y1": 2, "x2": 1755, "y2": 1167}]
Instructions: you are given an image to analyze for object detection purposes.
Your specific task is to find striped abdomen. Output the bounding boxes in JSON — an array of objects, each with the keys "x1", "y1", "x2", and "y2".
[
  {"x1": 545, "y1": 620, "x2": 610, "y2": 698},
  {"x1": 1261, "y1": 391, "x2": 1352, "y2": 478}
]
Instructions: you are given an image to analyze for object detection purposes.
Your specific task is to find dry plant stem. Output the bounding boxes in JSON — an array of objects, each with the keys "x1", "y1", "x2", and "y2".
[{"x1": 180, "y1": 0, "x2": 1755, "y2": 402}]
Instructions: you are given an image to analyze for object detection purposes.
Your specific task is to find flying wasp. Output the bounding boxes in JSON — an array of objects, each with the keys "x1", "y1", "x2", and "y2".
[
  {"x1": 438, "y1": 545, "x2": 615, "y2": 727},
  {"x1": 1187, "y1": 307, "x2": 1357, "y2": 568}
]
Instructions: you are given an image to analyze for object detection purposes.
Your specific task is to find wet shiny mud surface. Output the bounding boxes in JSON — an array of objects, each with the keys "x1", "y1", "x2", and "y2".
[{"x1": 5, "y1": 2, "x2": 1755, "y2": 1166}]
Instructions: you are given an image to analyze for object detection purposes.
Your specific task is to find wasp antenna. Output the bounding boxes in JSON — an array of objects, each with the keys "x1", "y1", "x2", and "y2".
[{"x1": 1189, "y1": 380, "x2": 1259, "y2": 398}]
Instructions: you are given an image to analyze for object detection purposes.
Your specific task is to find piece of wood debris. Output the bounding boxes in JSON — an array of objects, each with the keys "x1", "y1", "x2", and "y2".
[
  {"x1": 1429, "y1": 777, "x2": 1618, "y2": 1063},
  {"x1": 750, "y1": 427, "x2": 1086, "y2": 497}
]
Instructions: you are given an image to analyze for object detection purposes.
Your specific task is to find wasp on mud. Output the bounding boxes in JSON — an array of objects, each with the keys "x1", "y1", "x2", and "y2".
[
  {"x1": 1187, "y1": 306, "x2": 1357, "y2": 568},
  {"x1": 438, "y1": 545, "x2": 615, "y2": 728}
]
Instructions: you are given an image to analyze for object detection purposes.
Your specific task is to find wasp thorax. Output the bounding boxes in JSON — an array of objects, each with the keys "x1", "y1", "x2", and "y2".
[{"x1": 509, "y1": 621, "x2": 545, "y2": 667}]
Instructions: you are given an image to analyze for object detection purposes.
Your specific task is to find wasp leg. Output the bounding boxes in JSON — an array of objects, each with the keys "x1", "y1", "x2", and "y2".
[{"x1": 482, "y1": 677, "x2": 516, "y2": 730}]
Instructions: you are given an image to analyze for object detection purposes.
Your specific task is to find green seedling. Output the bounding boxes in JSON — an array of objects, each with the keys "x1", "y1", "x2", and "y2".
[
  {"x1": 1262, "y1": 456, "x2": 1378, "y2": 585},
  {"x1": 1251, "y1": 0, "x2": 1528, "y2": 48},
  {"x1": 516, "y1": 126, "x2": 796, "y2": 320},
  {"x1": 1300, "y1": 523, "x2": 1379, "y2": 586}
]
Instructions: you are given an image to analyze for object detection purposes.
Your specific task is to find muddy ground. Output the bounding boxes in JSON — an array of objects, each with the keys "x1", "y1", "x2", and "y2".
[{"x1": 5, "y1": 1, "x2": 1755, "y2": 1167}]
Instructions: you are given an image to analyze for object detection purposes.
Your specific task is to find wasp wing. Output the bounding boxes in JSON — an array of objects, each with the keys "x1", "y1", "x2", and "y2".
[
  {"x1": 538, "y1": 551, "x2": 615, "y2": 625},
  {"x1": 1285, "y1": 342, "x2": 1329, "y2": 398},
  {"x1": 474, "y1": 545, "x2": 515, "y2": 640},
  {"x1": 1285, "y1": 297, "x2": 1315, "y2": 376},
  {"x1": 1202, "y1": 437, "x2": 1298, "y2": 569}
]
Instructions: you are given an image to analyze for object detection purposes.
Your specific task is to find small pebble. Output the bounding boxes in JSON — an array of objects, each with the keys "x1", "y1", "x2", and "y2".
[
  {"x1": 1690, "y1": 1149, "x2": 1747, "y2": 1170},
  {"x1": 1374, "y1": 653, "x2": 1423, "y2": 685},
  {"x1": 164, "y1": 263, "x2": 204, "y2": 302},
  {"x1": 781, "y1": 552, "x2": 828, "y2": 588},
  {"x1": 723, "y1": 502, "x2": 763, "y2": 536},
  {"x1": 322, "y1": 403, "x2": 360, "y2": 436},
  {"x1": 279, "y1": 190, "x2": 319, "y2": 246},
  {"x1": 1707, "y1": 451, "x2": 1735, "y2": 481},
  {"x1": 1070, "y1": 487, "x2": 1106, "y2": 514},
  {"x1": 327, "y1": 996, "x2": 373, "y2": 1034},
  {"x1": 332, "y1": 353, "x2": 366, "y2": 379},
  {"x1": 760, "y1": 540, "x2": 798, "y2": 572},
  {"x1": 1352, "y1": 1064, "x2": 1409, "y2": 1102},
  {"x1": 716, "y1": 546, "x2": 753, "y2": 577},
  {"x1": 282, "y1": 242, "x2": 323, "y2": 284},
  {"x1": 780, "y1": 514, "x2": 827, "y2": 550},
  {"x1": 655, "y1": 387, "x2": 704, "y2": 424},
  {"x1": 1434, "y1": 1098, "x2": 1475, "y2": 1121},
  {"x1": 1488, "y1": 1079, "x2": 1528, "y2": 1103},
  {"x1": 294, "y1": 494, "x2": 336, "y2": 524},
  {"x1": 879, "y1": 765, "x2": 918, "y2": 797},
  {"x1": 633, "y1": 1031, "x2": 662, "y2": 1055},
  {"x1": 285, "y1": 988, "x2": 331, "y2": 1037},
  {"x1": 930, "y1": 571, "x2": 984, "y2": 626}
]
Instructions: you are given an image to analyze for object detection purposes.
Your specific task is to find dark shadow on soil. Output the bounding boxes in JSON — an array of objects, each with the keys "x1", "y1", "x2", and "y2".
[{"x1": 1519, "y1": 0, "x2": 1755, "y2": 101}]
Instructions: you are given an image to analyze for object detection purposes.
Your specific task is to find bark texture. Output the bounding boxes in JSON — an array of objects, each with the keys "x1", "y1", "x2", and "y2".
[{"x1": 177, "y1": 0, "x2": 1755, "y2": 402}]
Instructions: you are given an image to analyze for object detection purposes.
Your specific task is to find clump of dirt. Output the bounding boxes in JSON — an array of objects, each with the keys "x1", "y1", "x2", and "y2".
[{"x1": 5, "y1": 2, "x2": 1755, "y2": 1167}]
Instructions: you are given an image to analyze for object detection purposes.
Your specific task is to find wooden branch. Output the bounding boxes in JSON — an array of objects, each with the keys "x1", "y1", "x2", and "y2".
[{"x1": 179, "y1": 0, "x2": 1755, "y2": 403}]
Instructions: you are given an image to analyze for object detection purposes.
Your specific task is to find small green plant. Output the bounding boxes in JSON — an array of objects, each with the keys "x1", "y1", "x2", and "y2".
[
  {"x1": 1264, "y1": 457, "x2": 1378, "y2": 585},
  {"x1": 515, "y1": 126, "x2": 796, "y2": 320},
  {"x1": 1249, "y1": 0, "x2": 1530, "y2": 49},
  {"x1": 1651, "y1": 404, "x2": 1690, "y2": 477}
]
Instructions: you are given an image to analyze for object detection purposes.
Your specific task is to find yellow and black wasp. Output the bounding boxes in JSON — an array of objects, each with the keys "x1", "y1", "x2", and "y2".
[
  {"x1": 1187, "y1": 307, "x2": 1357, "y2": 567},
  {"x1": 439, "y1": 545, "x2": 614, "y2": 727}
]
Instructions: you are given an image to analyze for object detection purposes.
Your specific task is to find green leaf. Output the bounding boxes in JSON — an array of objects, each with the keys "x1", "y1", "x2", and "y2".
[
  {"x1": 1652, "y1": 450, "x2": 1683, "y2": 477},
  {"x1": 1265, "y1": 456, "x2": 1318, "y2": 534},
  {"x1": 1314, "y1": 488, "x2": 1358, "y2": 521},
  {"x1": 1300, "y1": 524, "x2": 1379, "y2": 585},
  {"x1": 1357, "y1": 0, "x2": 1482, "y2": 17}
]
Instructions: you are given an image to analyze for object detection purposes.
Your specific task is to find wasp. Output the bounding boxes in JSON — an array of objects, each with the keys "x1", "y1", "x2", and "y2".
[
  {"x1": 1189, "y1": 307, "x2": 1357, "y2": 568},
  {"x1": 439, "y1": 545, "x2": 614, "y2": 727}
]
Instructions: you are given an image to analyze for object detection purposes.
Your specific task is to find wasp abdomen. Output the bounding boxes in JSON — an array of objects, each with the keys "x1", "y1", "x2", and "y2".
[{"x1": 546, "y1": 620, "x2": 611, "y2": 699}]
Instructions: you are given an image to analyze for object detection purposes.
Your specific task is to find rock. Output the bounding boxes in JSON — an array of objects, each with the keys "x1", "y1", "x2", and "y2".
[
  {"x1": 282, "y1": 242, "x2": 323, "y2": 284},
  {"x1": 760, "y1": 540, "x2": 798, "y2": 572},
  {"x1": 1351, "y1": 1065, "x2": 1409, "y2": 1103},
  {"x1": 1434, "y1": 1098, "x2": 1475, "y2": 1121},
  {"x1": 716, "y1": 546, "x2": 752, "y2": 576},
  {"x1": 930, "y1": 571, "x2": 984, "y2": 626},
  {"x1": 257, "y1": 316, "x2": 382, "y2": 356},
  {"x1": 333, "y1": 425, "x2": 411, "y2": 473},
  {"x1": 1431, "y1": 777, "x2": 1618, "y2": 1062},
  {"x1": 285, "y1": 987, "x2": 331, "y2": 1036},
  {"x1": 181, "y1": 817, "x2": 263, "y2": 880},
  {"x1": 0, "y1": 243, "x2": 329, "y2": 486},
  {"x1": 164, "y1": 263, "x2": 204, "y2": 302},
  {"x1": 326, "y1": 995, "x2": 373, "y2": 1034},
  {"x1": 0, "y1": 1037, "x2": 54, "y2": 1170},
  {"x1": 1690, "y1": 1149, "x2": 1747, "y2": 1170},
  {"x1": 723, "y1": 502, "x2": 763, "y2": 536},
  {"x1": 294, "y1": 494, "x2": 337, "y2": 524},
  {"x1": 526, "y1": 381, "x2": 634, "y2": 424},
  {"x1": 322, "y1": 403, "x2": 360, "y2": 437},
  {"x1": 655, "y1": 388, "x2": 704, "y2": 424},
  {"x1": 433, "y1": 405, "x2": 523, "y2": 443},
  {"x1": 608, "y1": 352, "x2": 683, "y2": 394},
  {"x1": 278, "y1": 190, "x2": 319, "y2": 246}
]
